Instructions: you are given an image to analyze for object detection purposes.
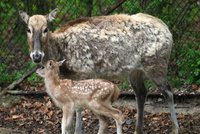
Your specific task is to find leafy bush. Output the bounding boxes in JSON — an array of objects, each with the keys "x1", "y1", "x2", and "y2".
[
  {"x1": 119, "y1": 80, "x2": 130, "y2": 90},
  {"x1": 27, "y1": 73, "x2": 42, "y2": 84},
  {"x1": 176, "y1": 43, "x2": 200, "y2": 85},
  {"x1": 0, "y1": 63, "x2": 14, "y2": 85},
  {"x1": 0, "y1": 62, "x2": 42, "y2": 86}
]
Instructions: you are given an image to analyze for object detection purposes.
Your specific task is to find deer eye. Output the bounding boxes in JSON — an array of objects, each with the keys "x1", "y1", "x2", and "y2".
[
  {"x1": 43, "y1": 28, "x2": 48, "y2": 33},
  {"x1": 27, "y1": 28, "x2": 31, "y2": 33}
]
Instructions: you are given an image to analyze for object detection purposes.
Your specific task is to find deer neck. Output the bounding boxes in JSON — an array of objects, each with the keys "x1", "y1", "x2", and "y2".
[{"x1": 44, "y1": 72, "x2": 60, "y2": 91}]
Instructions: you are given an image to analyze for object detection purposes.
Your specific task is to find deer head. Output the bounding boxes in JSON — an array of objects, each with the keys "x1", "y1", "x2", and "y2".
[
  {"x1": 36, "y1": 59, "x2": 65, "y2": 77},
  {"x1": 19, "y1": 8, "x2": 58, "y2": 63}
]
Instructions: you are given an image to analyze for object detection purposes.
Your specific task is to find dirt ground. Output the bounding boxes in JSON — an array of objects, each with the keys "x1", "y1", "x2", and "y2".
[{"x1": 0, "y1": 94, "x2": 200, "y2": 134}]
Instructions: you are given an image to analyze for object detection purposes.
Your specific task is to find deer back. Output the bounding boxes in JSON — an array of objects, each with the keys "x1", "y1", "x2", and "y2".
[{"x1": 51, "y1": 14, "x2": 172, "y2": 79}]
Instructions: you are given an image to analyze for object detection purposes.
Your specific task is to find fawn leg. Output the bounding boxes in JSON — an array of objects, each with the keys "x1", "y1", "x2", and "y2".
[
  {"x1": 94, "y1": 114, "x2": 109, "y2": 134},
  {"x1": 75, "y1": 108, "x2": 83, "y2": 134},
  {"x1": 62, "y1": 103, "x2": 75, "y2": 134},
  {"x1": 102, "y1": 105, "x2": 123, "y2": 134},
  {"x1": 92, "y1": 102, "x2": 123, "y2": 134},
  {"x1": 129, "y1": 69, "x2": 147, "y2": 134}
]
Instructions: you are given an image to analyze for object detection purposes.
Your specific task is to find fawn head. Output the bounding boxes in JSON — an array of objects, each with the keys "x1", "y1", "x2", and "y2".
[
  {"x1": 36, "y1": 59, "x2": 65, "y2": 78},
  {"x1": 19, "y1": 9, "x2": 58, "y2": 63}
]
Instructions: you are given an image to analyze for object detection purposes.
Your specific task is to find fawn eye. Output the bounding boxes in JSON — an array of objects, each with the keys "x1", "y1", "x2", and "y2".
[{"x1": 43, "y1": 28, "x2": 48, "y2": 33}]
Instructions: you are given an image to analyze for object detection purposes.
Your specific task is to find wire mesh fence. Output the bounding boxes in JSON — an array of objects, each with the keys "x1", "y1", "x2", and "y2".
[{"x1": 0, "y1": 0, "x2": 199, "y2": 86}]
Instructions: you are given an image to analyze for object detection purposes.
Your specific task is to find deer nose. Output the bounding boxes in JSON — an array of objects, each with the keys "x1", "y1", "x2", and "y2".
[
  {"x1": 30, "y1": 51, "x2": 44, "y2": 63},
  {"x1": 33, "y1": 52, "x2": 42, "y2": 63}
]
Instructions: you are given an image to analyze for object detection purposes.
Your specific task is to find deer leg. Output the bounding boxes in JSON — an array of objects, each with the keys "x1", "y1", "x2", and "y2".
[
  {"x1": 75, "y1": 108, "x2": 83, "y2": 134},
  {"x1": 61, "y1": 108, "x2": 68, "y2": 134},
  {"x1": 143, "y1": 60, "x2": 179, "y2": 134},
  {"x1": 92, "y1": 102, "x2": 123, "y2": 134},
  {"x1": 153, "y1": 78, "x2": 179, "y2": 134},
  {"x1": 129, "y1": 69, "x2": 147, "y2": 134},
  {"x1": 94, "y1": 114, "x2": 109, "y2": 134},
  {"x1": 62, "y1": 104, "x2": 75, "y2": 134},
  {"x1": 102, "y1": 105, "x2": 123, "y2": 134}
]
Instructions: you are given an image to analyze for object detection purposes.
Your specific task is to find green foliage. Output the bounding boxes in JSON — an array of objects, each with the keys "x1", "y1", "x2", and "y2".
[
  {"x1": 169, "y1": 77, "x2": 183, "y2": 88},
  {"x1": 144, "y1": 80, "x2": 156, "y2": 90},
  {"x1": 119, "y1": 80, "x2": 129, "y2": 90},
  {"x1": 0, "y1": 62, "x2": 42, "y2": 86},
  {"x1": 176, "y1": 43, "x2": 200, "y2": 85},
  {"x1": 121, "y1": 0, "x2": 142, "y2": 14},
  {"x1": 0, "y1": 63, "x2": 25, "y2": 86},
  {"x1": 27, "y1": 73, "x2": 42, "y2": 84},
  {"x1": 0, "y1": 63, "x2": 14, "y2": 85}
]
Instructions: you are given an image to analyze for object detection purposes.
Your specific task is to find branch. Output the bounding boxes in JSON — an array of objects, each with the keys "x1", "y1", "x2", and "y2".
[
  {"x1": 103, "y1": 0, "x2": 127, "y2": 15},
  {"x1": 5, "y1": 90, "x2": 200, "y2": 101},
  {"x1": 0, "y1": 66, "x2": 38, "y2": 96},
  {"x1": 6, "y1": 90, "x2": 47, "y2": 96}
]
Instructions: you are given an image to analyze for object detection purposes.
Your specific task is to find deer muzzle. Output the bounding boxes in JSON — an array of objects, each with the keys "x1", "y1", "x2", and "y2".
[{"x1": 30, "y1": 50, "x2": 44, "y2": 63}]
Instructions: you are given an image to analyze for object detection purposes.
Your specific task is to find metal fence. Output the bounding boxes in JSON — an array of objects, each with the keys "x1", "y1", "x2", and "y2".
[{"x1": 0, "y1": 0, "x2": 199, "y2": 86}]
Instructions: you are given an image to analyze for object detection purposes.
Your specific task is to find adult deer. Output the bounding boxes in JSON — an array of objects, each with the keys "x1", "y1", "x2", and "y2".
[
  {"x1": 36, "y1": 59, "x2": 123, "y2": 134},
  {"x1": 19, "y1": 9, "x2": 179, "y2": 134}
]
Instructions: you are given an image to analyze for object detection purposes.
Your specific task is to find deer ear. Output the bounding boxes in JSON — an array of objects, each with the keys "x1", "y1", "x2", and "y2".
[
  {"x1": 58, "y1": 59, "x2": 66, "y2": 66},
  {"x1": 46, "y1": 8, "x2": 58, "y2": 22},
  {"x1": 19, "y1": 10, "x2": 29, "y2": 24}
]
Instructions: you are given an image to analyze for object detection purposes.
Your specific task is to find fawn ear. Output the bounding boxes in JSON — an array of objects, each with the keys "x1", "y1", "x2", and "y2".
[
  {"x1": 46, "y1": 8, "x2": 58, "y2": 22},
  {"x1": 19, "y1": 10, "x2": 29, "y2": 24},
  {"x1": 58, "y1": 59, "x2": 66, "y2": 66}
]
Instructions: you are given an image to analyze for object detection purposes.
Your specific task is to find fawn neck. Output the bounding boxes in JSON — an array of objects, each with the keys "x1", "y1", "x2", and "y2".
[{"x1": 44, "y1": 70, "x2": 60, "y2": 89}]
